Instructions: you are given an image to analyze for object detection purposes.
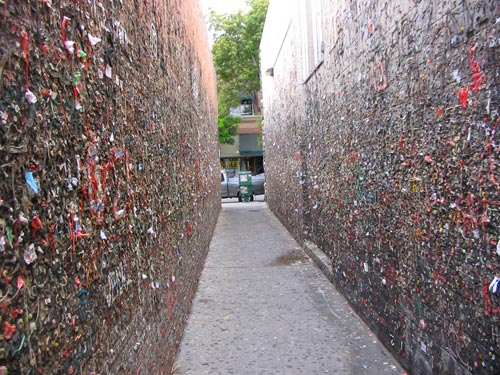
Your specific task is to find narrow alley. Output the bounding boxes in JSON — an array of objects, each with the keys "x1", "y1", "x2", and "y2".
[
  {"x1": 176, "y1": 199, "x2": 403, "y2": 375},
  {"x1": 1, "y1": 0, "x2": 499, "y2": 374}
]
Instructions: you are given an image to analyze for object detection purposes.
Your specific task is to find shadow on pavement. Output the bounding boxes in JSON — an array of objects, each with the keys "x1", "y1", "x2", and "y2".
[{"x1": 221, "y1": 195, "x2": 266, "y2": 204}]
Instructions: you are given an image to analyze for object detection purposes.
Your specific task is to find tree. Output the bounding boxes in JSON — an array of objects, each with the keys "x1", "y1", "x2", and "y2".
[
  {"x1": 210, "y1": 0, "x2": 269, "y2": 144},
  {"x1": 218, "y1": 115, "x2": 241, "y2": 145}
]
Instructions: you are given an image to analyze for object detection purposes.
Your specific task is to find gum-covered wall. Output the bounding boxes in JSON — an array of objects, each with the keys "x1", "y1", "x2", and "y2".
[
  {"x1": 262, "y1": 1, "x2": 500, "y2": 374},
  {"x1": 0, "y1": 0, "x2": 219, "y2": 373}
]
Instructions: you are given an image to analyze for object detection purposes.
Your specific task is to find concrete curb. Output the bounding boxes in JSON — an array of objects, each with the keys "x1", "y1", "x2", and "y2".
[
  {"x1": 301, "y1": 240, "x2": 410, "y2": 375},
  {"x1": 302, "y1": 240, "x2": 335, "y2": 284}
]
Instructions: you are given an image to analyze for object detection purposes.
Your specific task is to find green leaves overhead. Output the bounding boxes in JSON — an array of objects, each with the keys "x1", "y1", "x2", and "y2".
[{"x1": 210, "y1": 0, "x2": 269, "y2": 117}]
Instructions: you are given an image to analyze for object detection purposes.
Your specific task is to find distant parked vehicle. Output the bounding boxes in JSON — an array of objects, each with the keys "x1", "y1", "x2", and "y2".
[{"x1": 220, "y1": 169, "x2": 265, "y2": 201}]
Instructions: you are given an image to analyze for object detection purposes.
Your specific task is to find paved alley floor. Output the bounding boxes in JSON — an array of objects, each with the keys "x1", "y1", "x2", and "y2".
[{"x1": 175, "y1": 199, "x2": 404, "y2": 375}]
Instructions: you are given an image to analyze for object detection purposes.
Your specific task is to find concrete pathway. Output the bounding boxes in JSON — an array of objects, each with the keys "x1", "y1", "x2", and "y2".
[{"x1": 175, "y1": 199, "x2": 404, "y2": 375}]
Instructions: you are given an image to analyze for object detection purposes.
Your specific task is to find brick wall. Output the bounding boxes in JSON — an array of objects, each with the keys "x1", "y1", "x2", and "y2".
[
  {"x1": 261, "y1": 1, "x2": 499, "y2": 374},
  {"x1": 0, "y1": 0, "x2": 219, "y2": 373}
]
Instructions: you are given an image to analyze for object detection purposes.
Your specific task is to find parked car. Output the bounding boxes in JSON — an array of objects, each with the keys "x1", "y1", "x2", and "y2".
[{"x1": 220, "y1": 169, "x2": 265, "y2": 201}]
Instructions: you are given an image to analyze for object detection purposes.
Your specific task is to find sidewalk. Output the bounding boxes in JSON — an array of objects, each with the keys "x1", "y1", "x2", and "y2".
[{"x1": 175, "y1": 200, "x2": 404, "y2": 375}]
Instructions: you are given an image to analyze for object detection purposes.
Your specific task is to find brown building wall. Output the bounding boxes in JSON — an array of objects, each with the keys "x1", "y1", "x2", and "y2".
[
  {"x1": 262, "y1": 1, "x2": 500, "y2": 374},
  {"x1": 0, "y1": 0, "x2": 218, "y2": 373}
]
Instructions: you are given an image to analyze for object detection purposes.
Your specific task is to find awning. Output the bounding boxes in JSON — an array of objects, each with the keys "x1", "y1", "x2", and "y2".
[{"x1": 239, "y1": 150, "x2": 263, "y2": 156}]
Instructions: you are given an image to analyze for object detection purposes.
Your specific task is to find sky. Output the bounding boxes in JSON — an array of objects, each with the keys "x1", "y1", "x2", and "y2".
[
  {"x1": 200, "y1": 0, "x2": 250, "y2": 45},
  {"x1": 200, "y1": 0, "x2": 249, "y2": 17}
]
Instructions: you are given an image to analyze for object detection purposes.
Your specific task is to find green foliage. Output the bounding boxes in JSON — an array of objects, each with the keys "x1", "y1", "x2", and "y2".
[
  {"x1": 210, "y1": 0, "x2": 269, "y2": 116},
  {"x1": 218, "y1": 115, "x2": 241, "y2": 145},
  {"x1": 256, "y1": 117, "x2": 263, "y2": 148}
]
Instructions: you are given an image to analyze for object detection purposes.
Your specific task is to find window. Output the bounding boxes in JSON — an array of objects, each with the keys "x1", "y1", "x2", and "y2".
[
  {"x1": 228, "y1": 160, "x2": 238, "y2": 170},
  {"x1": 241, "y1": 98, "x2": 253, "y2": 115},
  {"x1": 300, "y1": 0, "x2": 324, "y2": 82},
  {"x1": 229, "y1": 97, "x2": 254, "y2": 116}
]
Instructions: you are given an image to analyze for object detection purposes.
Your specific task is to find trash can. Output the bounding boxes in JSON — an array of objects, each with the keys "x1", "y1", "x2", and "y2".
[{"x1": 238, "y1": 171, "x2": 253, "y2": 202}]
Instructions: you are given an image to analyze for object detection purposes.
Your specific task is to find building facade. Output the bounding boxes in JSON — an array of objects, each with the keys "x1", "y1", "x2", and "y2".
[
  {"x1": 261, "y1": 1, "x2": 500, "y2": 374},
  {"x1": 220, "y1": 98, "x2": 264, "y2": 174}
]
